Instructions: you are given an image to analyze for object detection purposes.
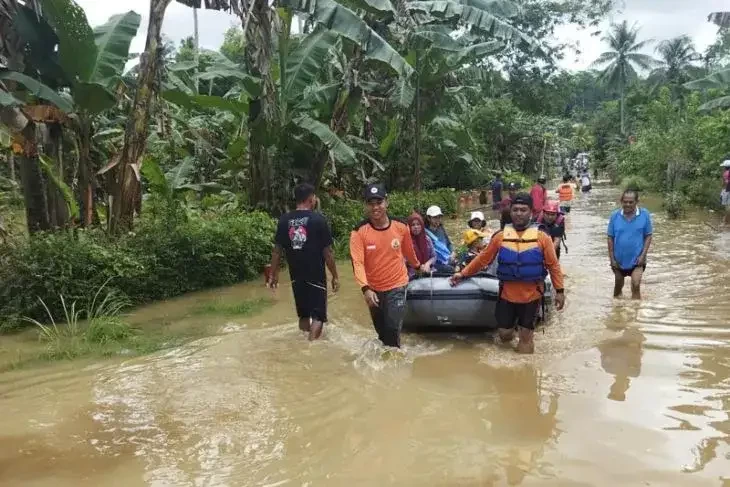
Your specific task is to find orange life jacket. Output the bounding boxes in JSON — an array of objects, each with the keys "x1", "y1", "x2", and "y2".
[{"x1": 558, "y1": 183, "x2": 573, "y2": 202}]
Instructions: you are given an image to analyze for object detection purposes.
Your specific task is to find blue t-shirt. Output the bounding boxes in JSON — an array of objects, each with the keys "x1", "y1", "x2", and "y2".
[{"x1": 607, "y1": 208, "x2": 653, "y2": 270}]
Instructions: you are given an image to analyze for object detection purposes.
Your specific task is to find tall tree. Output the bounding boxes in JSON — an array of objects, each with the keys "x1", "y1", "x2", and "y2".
[
  {"x1": 650, "y1": 36, "x2": 701, "y2": 89},
  {"x1": 110, "y1": 0, "x2": 172, "y2": 233},
  {"x1": 592, "y1": 21, "x2": 658, "y2": 135}
]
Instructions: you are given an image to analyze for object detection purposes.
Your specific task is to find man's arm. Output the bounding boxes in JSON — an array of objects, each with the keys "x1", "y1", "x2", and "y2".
[
  {"x1": 461, "y1": 233, "x2": 502, "y2": 277},
  {"x1": 607, "y1": 213, "x2": 617, "y2": 268},
  {"x1": 268, "y1": 245, "x2": 282, "y2": 287},
  {"x1": 401, "y1": 226, "x2": 421, "y2": 269},
  {"x1": 541, "y1": 233, "x2": 564, "y2": 291},
  {"x1": 323, "y1": 246, "x2": 339, "y2": 290},
  {"x1": 638, "y1": 235, "x2": 652, "y2": 266},
  {"x1": 349, "y1": 231, "x2": 368, "y2": 290}
]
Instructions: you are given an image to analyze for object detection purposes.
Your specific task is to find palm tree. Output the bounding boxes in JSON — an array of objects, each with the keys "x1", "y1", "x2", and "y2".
[
  {"x1": 651, "y1": 36, "x2": 702, "y2": 87},
  {"x1": 592, "y1": 21, "x2": 658, "y2": 135}
]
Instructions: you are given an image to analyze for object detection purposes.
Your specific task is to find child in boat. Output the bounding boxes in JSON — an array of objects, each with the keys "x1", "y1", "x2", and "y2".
[{"x1": 455, "y1": 229, "x2": 488, "y2": 272}]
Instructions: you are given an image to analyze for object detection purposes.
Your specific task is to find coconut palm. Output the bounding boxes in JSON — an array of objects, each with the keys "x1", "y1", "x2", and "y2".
[
  {"x1": 650, "y1": 36, "x2": 702, "y2": 88},
  {"x1": 592, "y1": 21, "x2": 659, "y2": 135}
]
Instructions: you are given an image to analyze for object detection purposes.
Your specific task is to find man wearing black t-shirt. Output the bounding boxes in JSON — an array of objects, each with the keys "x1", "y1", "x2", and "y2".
[{"x1": 267, "y1": 183, "x2": 339, "y2": 340}]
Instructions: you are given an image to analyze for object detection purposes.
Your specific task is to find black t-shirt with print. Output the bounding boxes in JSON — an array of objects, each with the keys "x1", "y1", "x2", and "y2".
[{"x1": 275, "y1": 210, "x2": 333, "y2": 284}]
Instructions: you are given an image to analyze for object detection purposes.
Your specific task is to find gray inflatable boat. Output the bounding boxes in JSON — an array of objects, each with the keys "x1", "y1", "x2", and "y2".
[{"x1": 403, "y1": 272, "x2": 553, "y2": 329}]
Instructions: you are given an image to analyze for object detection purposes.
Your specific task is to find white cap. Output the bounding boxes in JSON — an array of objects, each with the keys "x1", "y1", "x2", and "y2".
[
  {"x1": 469, "y1": 211, "x2": 485, "y2": 221},
  {"x1": 721, "y1": 160, "x2": 730, "y2": 167},
  {"x1": 426, "y1": 205, "x2": 443, "y2": 217}
]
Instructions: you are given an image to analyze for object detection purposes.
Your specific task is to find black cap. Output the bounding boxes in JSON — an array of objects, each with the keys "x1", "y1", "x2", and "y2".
[
  {"x1": 508, "y1": 182, "x2": 518, "y2": 190},
  {"x1": 364, "y1": 183, "x2": 387, "y2": 201},
  {"x1": 511, "y1": 192, "x2": 533, "y2": 208}
]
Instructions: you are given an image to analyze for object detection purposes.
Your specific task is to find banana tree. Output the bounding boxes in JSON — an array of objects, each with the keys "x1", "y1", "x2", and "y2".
[{"x1": 684, "y1": 69, "x2": 730, "y2": 111}]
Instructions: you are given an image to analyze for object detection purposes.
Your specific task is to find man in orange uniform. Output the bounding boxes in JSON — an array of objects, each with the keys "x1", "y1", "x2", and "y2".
[
  {"x1": 350, "y1": 184, "x2": 424, "y2": 348},
  {"x1": 450, "y1": 193, "x2": 565, "y2": 354}
]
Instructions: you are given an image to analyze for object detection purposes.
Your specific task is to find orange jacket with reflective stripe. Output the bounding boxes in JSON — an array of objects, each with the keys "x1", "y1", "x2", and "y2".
[{"x1": 557, "y1": 183, "x2": 574, "y2": 202}]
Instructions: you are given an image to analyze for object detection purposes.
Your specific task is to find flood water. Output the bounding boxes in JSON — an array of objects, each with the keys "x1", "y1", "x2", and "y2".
[{"x1": 1, "y1": 187, "x2": 729, "y2": 486}]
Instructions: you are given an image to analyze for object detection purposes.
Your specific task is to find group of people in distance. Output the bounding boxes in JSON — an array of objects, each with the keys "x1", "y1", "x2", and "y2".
[{"x1": 266, "y1": 178, "x2": 652, "y2": 355}]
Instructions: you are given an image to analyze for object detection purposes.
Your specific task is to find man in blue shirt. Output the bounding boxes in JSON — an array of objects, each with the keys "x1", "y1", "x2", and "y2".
[
  {"x1": 607, "y1": 189, "x2": 653, "y2": 299},
  {"x1": 491, "y1": 173, "x2": 503, "y2": 209}
]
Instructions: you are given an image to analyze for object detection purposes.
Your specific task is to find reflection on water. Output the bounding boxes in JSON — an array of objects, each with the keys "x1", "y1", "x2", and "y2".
[{"x1": 0, "y1": 187, "x2": 729, "y2": 486}]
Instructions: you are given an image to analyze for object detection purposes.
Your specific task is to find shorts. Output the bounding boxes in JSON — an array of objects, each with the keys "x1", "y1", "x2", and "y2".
[
  {"x1": 581, "y1": 185, "x2": 592, "y2": 193},
  {"x1": 615, "y1": 264, "x2": 646, "y2": 277},
  {"x1": 495, "y1": 299, "x2": 541, "y2": 331},
  {"x1": 559, "y1": 204, "x2": 571, "y2": 214},
  {"x1": 292, "y1": 280, "x2": 327, "y2": 323}
]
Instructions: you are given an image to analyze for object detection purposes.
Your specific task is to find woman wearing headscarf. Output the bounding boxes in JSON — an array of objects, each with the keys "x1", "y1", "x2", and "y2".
[{"x1": 407, "y1": 213, "x2": 435, "y2": 278}]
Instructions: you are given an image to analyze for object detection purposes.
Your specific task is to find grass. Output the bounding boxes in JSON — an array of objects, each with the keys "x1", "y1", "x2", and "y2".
[
  {"x1": 190, "y1": 297, "x2": 273, "y2": 316},
  {"x1": 1, "y1": 285, "x2": 272, "y2": 372}
]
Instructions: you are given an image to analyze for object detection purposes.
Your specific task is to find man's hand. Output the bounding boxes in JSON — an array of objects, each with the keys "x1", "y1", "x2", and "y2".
[
  {"x1": 554, "y1": 292, "x2": 565, "y2": 310},
  {"x1": 419, "y1": 262, "x2": 432, "y2": 274},
  {"x1": 610, "y1": 258, "x2": 619, "y2": 270},
  {"x1": 331, "y1": 277, "x2": 340, "y2": 293},
  {"x1": 637, "y1": 255, "x2": 647, "y2": 267},
  {"x1": 449, "y1": 272, "x2": 464, "y2": 287},
  {"x1": 364, "y1": 289, "x2": 380, "y2": 308}
]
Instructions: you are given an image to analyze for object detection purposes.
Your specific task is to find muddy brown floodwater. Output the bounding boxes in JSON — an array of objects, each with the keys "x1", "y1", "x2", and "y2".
[{"x1": 1, "y1": 187, "x2": 730, "y2": 486}]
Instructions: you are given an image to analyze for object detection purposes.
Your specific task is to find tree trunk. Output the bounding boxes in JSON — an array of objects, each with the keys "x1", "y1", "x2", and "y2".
[
  {"x1": 78, "y1": 115, "x2": 94, "y2": 226},
  {"x1": 39, "y1": 123, "x2": 68, "y2": 228},
  {"x1": 110, "y1": 0, "x2": 172, "y2": 234},
  {"x1": 18, "y1": 129, "x2": 50, "y2": 233},
  {"x1": 242, "y1": 0, "x2": 276, "y2": 209},
  {"x1": 620, "y1": 80, "x2": 625, "y2": 136},
  {"x1": 193, "y1": 6, "x2": 199, "y2": 94}
]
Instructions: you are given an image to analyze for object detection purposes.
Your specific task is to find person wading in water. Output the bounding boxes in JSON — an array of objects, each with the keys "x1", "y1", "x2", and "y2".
[
  {"x1": 537, "y1": 200, "x2": 566, "y2": 260},
  {"x1": 268, "y1": 183, "x2": 339, "y2": 340},
  {"x1": 350, "y1": 184, "x2": 423, "y2": 348},
  {"x1": 529, "y1": 176, "x2": 548, "y2": 220},
  {"x1": 607, "y1": 189, "x2": 653, "y2": 300},
  {"x1": 450, "y1": 193, "x2": 565, "y2": 354}
]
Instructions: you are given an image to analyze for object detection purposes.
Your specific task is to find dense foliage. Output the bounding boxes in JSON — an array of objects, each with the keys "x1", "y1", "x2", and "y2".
[{"x1": 0, "y1": 211, "x2": 274, "y2": 331}]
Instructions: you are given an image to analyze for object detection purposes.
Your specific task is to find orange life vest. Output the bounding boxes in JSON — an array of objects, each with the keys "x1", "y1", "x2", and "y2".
[{"x1": 558, "y1": 183, "x2": 573, "y2": 202}]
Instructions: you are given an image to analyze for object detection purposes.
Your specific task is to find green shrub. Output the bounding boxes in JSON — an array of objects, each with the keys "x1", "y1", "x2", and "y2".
[
  {"x1": 682, "y1": 176, "x2": 723, "y2": 210},
  {"x1": 663, "y1": 191, "x2": 686, "y2": 219},
  {"x1": 620, "y1": 175, "x2": 651, "y2": 192},
  {"x1": 0, "y1": 211, "x2": 275, "y2": 331}
]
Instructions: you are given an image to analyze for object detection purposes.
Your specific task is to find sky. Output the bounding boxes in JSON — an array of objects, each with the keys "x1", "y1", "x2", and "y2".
[{"x1": 75, "y1": 0, "x2": 728, "y2": 71}]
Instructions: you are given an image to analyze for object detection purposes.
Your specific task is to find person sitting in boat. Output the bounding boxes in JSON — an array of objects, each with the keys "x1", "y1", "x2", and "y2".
[
  {"x1": 468, "y1": 211, "x2": 487, "y2": 230},
  {"x1": 455, "y1": 229, "x2": 488, "y2": 271},
  {"x1": 537, "y1": 200, "x2": 566, "y2": 260},
  {"x1": 406, "y1": 213, "x2": 436, "y2": 279},
  {"x1": 425, "y1": 205, "x2": 452, "y2": 253}
]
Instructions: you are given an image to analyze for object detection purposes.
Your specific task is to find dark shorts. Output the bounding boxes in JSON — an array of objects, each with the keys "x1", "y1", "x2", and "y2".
[
  {"x1": 368, "y1": 286, "x2": 407, "y2": 348},
  {"x1": 292, "y1": 280, "x2": 327, "y2": 323},
  {"x1": 559, "y1": 205, "x2": 571, "y2": 214},
  {"x1": 616, "y1": 265, "x2": 646, "y2": 278},
  {"x1": 581, "y1": 185, "x2": 592, "y2": 193},
  {"x1": 495, "y1": 299, "x2": 541, "y2": 330}
]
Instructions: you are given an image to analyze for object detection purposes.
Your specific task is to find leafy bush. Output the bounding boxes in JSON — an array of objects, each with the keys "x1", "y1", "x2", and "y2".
[
  {"x1": 663, "y1": 191, "x2": 686, "y2": 219},
  {"x1": 0, "y1": 211, "x2": 275, "y2": 331},
  {"x1": 620, "y1": 175, "x2": 651, "y2": 192}
]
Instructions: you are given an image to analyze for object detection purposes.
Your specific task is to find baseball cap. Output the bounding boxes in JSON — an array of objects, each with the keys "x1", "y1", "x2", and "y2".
[
  {"x1": 463, "y1": 229, "x2": 487, "y2": 246},
  {"x1": 511, "y1": 192, "x2": 533, "y2": 208},
  {"x1": 426, "y1": 205, "x2": 443, "y2": 217},
  {"x1": 507, "y1": 182, "x2": 518, "y2": 190},
  {"x1": 364, "y1": 183, "x2": 387, "y2": 200},
  {"x1": 537, "y1": 175, "x2": 547, "y2": 183},
  {"x1": 469, "y1": 211, "x2": 485, "y2": 222}
]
